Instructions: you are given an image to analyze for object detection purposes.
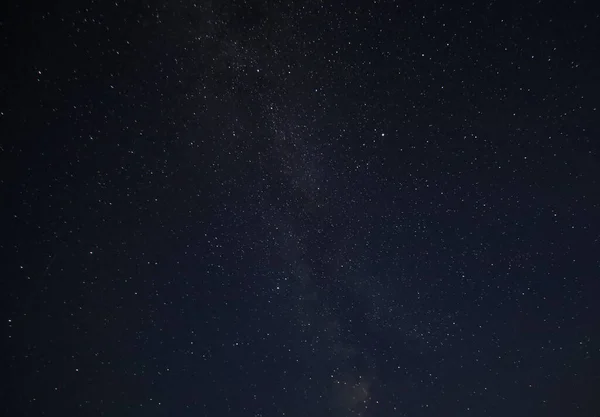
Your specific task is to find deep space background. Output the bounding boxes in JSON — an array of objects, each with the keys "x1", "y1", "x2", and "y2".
[{"x1": 2, "y1": 0, "x2": 600, "y2": 416}]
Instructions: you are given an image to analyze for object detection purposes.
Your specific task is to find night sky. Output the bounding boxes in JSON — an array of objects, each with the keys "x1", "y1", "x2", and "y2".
[{"x1": 2, "y1": 1, "x2": 600, "y2": 416}]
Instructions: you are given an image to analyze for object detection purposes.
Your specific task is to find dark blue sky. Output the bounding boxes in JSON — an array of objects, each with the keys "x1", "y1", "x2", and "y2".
[{"x1": 2, "y1": 1, "x2": 599, "y2": 416}]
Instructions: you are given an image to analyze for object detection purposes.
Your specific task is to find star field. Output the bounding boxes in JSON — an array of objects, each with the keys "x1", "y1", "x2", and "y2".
[{"x1": 2, "y1": 1, "x2": 600, "y2": 416}]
